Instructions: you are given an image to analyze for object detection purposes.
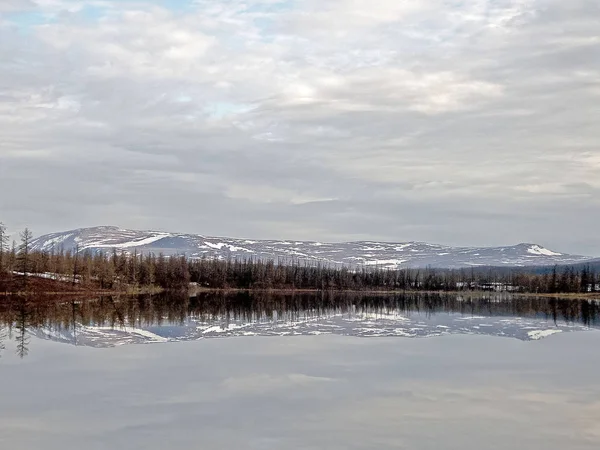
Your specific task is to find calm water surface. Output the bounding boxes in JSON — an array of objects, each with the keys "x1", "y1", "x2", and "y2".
[
  {"x1": 1, "y1": 292, "x2": 599, "y2": 353},
  {"x1": 1, "y1": 293, "x2": 599, "y2": 449}
]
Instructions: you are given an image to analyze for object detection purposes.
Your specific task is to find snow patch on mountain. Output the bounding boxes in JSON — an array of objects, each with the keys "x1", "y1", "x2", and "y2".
[
  {"x1": 204, "y1": 242, "x2": 252, "y2": 253},
  {"x1": 527, "y1": 245, "x2": 562, "y2": 257},
  {"x1": 29, "y1": 226, "x2": 595, "y2": 269},
  {"x1": 363, "y1": 259, "x2": 408, "y2": 266}
]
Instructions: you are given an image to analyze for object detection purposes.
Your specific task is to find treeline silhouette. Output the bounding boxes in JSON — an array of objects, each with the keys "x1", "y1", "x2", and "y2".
[
  {"x1": 1, "y1": 292, "x2": 598, "y2": 358},
  {"x1": 0, "y1": 223, "x2": 599, "y2": 294}
]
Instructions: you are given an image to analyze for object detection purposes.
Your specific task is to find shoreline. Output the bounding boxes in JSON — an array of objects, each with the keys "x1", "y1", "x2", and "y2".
[
  {"x1": 0, "y1": 286, "x2": 164, "y2": 297},
  {"x1": 189, "y1": 287, "x2": 600, "y2": 300},
  {"x1": 1, "y1": 286, "x2": 598, "y2": 301}
]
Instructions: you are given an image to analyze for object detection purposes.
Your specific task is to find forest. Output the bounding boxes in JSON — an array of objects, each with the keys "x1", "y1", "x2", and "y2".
[{"x1": 0, "y1": 223, "x2": 598, "y2": 295}]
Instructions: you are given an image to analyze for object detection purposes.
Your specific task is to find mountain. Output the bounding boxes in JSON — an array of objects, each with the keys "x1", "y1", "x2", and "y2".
[{"x1": 29, "y1": 226, "x2": 594, "y2": 269}]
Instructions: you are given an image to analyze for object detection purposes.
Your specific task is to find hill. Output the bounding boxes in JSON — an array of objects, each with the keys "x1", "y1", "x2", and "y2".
[{"x1": 29, "y1": 226, "x2": 595, "y2": 269}]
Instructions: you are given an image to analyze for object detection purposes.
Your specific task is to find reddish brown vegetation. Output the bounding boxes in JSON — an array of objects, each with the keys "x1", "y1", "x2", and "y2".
[{"x1": 0, "y1": 272, "x2": 110, "y2": 296}]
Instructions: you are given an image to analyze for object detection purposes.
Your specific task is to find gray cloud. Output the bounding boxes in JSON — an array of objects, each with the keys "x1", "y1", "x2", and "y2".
[{"x1": 0, "y1": 0, "x2": 599, "y2": 254}]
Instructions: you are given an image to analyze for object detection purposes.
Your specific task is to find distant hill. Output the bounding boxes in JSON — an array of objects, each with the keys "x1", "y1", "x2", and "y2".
[{"x1": 28, "y1": 226, "x2": 596, "y2": 269}]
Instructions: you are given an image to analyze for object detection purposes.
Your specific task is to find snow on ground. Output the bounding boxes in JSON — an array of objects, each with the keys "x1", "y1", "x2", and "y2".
[
  {"x1": 79, "y1": 233, "x2": 172, "y2": 250},
  {"x1": 38, "y1": 233, "x2": 74, "y2": 251},
  {"x1": 80, "y1": 325, "x2": 169, "y2": 342},
  {"x1": 527, "y1": 329, "x2": 563, "y2": 340},
  {"x1": 362, "y1": 259, "x2": 407, "y2": 266},
  {"x1": 204, "y1": 242, "x2": 252, "y2": 252},
  {"x1": 527, "y1": 245, "x2": 562, "y2": 256},
  {"x1": 112, "y1": 233, "x2": 172, "y2": 248},
  {"x1": 200, "y1": 324, "x2": 251, "y2": 334},
  {"x1": 12, "y1": 271, "x2": 78, "y2": 283}
]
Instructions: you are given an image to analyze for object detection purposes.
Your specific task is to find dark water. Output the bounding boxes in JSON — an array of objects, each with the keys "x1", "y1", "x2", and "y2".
[{"x1": 1, "y1": 292, "x2": 598, "y2": 357}]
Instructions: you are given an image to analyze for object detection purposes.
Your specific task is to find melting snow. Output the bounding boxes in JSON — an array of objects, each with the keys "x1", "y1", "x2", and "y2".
[
  {"x1": 114, "y1": 233, "x2": 171, "y2": 248},
  {"x1": 527, "y1": 245, "x2": 562, "y2": 256},
  {"x1": 80, "y1": 326, "x2": 169, "y2": 342},
  {"x1": 363, "y1": 259, "x2": 406, "y2": 266},
  {"x1": 39, "y1": 233, "x2": 74, "y2": 250},
  {"x1": 204, "y1": 242, "x2": 252, "y2": 252},
  {"x1": 527, "y1": 329, "x2": 563, "y2": 340}
]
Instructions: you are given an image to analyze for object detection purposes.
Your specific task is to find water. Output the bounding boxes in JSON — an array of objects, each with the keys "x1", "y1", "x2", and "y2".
[
  {"x1": 1, "y1": 293, "x2": 599, "y2": 449},
  {"x1": 0, "y1": 292, "x2": 598, "y2": 355}
]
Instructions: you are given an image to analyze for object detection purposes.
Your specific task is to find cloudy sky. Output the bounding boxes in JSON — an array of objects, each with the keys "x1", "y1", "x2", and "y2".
[{"x1": 0, "y1": 0, "x2": 599, "y2": 254}]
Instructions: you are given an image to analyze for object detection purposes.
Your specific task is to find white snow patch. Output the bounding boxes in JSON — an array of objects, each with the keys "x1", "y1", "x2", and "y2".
[
  {"x1": 12, "y1": 271, "x2": 79, "y2": 283},
  {"x1": 114, "y1": 233, "x2": 171, "y2": 248},
  {"x1": 527, "y1": 245, "x2": 562, "y2": 256},
  {"x1": 363, "y1": 259, "x2": 406, "y2": 266},
  {"x1": 39, "y1": 233, "x2": 74, "y2": 250},
  {"x1": 527, "y1": 329, "x2": 563, "y2": 340},
  {"x1": 361, "y1": 246, "x2": 387, "y2": 251},
  {"x1": 81, "y1": 326, "x2": 168, "y2": 342},
  {"x1": 393, "y1": 329, "x2": 416, "y2": 337},
  {"x1": 204, "y1": 242, "x2": 252, "y2": 252},
  {"x1": 201, "y1": 324, "x2": 250, "y2": 333}
]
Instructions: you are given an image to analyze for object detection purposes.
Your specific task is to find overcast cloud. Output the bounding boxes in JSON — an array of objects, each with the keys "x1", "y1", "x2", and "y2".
[{"x1": 0, "y1": 0, "x2": 599, "y2": 254}]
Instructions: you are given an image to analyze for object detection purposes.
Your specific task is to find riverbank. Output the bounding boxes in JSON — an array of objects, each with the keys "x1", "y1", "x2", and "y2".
[
  {"x1": 0, "y1": 273, "x2": 163, "y2": 297},
  {"x1": 2, "y1": 272, "x2": 599, "y2": 301},
  {"x1": 188, "y1": 285, "x2": 600, "y2": 300}
]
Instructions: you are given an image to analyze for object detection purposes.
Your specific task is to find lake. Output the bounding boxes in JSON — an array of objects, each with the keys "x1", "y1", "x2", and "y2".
[{"x1": 1, "y1": 292, "x2": 599, "y2": 449}]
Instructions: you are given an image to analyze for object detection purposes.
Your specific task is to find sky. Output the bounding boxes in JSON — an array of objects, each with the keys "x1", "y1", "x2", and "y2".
[
  {"x1": 0, "y1": 0, "x2": 599, "y2": 255},
  {"x1": 1, "y1": 333, "x2": 600, "y2": 448}
]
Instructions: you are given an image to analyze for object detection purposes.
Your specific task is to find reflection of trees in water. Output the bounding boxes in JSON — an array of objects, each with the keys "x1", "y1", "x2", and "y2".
[
  {"x1": 0, "y1": 298, "x2": 32, "y2": 359},
  {"x1": 0, "y1": 324, "x2": 6, "y2": 359},
  {"x1": 12, "y1": 299, "x2": 31, "y2": 359},
  {"x1": 0, "y1": 292, "x2": 598, "y2": 358},
  {"x1": 0, "y1": 292, "x2": 598, "y2": 330},
  {"x1": 188, "y1": 292, "x2": 600, "y2": 328}
]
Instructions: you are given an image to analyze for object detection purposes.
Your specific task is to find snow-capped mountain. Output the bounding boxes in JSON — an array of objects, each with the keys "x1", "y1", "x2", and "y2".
[{"x1": 30, "y1": 226, "x2": 593, "y2": 269}]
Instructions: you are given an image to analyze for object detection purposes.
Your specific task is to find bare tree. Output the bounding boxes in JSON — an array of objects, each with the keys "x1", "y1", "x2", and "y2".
[
  {"x1": 17, "y1": 228, "x2": 34, "y2": 288},
  {"x1": 72, "y1": 243, "x2": 80, "y2": 286},
  {"x1": 0, "y1": 222, "x2": 8, "y2": 272}
]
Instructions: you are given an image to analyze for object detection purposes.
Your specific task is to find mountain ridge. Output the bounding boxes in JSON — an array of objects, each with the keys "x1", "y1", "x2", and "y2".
[{"x1": 29, "y1": 226, "x2": 594, "y2": 269}]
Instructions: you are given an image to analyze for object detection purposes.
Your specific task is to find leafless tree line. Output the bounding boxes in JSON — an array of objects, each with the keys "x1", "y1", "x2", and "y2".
[{"x1": 0, "y1": 224, "x2": 598, "y2": 294}]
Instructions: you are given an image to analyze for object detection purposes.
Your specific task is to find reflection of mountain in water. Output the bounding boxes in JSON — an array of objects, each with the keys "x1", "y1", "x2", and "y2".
[{"x1": 1, "y1": 293, "x2": 599, "y2": 353}]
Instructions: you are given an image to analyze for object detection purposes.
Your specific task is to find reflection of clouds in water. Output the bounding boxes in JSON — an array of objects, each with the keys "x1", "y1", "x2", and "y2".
[
  {"x1": 321, "y1": 385, "x2": 599, "y2": 447},
  {"x1": 1, "y1": 333, "x2": 600, "y2": 449},
  {"x1": 221, "y1": 373, "x2": 335, "y2": 395}
]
